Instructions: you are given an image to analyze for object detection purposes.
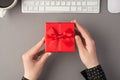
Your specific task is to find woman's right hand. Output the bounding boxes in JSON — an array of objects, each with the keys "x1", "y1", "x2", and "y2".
[
  {"x1": 73, "y1": 20, "x2": 99, "y2": 69},
  {"x1": 22, "y1": 37, "x2": 52, "y2": 80}
]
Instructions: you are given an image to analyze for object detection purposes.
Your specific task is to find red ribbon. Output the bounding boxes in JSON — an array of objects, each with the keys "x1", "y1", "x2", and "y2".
[{"x1": 46, "y1": 27, "x2": 74, "y2": 50}]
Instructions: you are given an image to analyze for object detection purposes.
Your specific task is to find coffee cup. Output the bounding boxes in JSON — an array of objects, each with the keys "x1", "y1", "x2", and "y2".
[{"x1": 0, "y1": 0, "x2": 17, "y2": 18}]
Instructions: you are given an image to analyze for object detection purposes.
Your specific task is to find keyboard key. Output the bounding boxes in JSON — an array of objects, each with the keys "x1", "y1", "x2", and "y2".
[
  {"x1": 28, "y1": 6, "x2": 33, "y2": 11},
  {"x1": 83, "y1": 8, "x2": 87, "y2": 12},
  {"x1": 87, "y1": 1, "x2": 97, "y2": 5},
  {"x1": 66, "y1": 1, "x2": 71, "y2": 6},
  {"x1": 77, "y1": 1, "x2": 81, "y2": 5},
  {"x1": 82, "y1": 1, "x2": 86, "y2": 5},
  {"x1": 35, "y1": 1, "x2": 39, "y2": 6},
  {"x1": 45, "y1": 1, "x2": 50, "y2": 5},
  {"x1": 45, "y1": 7, "x2": 70, "y2": 12},
  {"x1": 61, "y1": 1, "x2": 66, "y2": 5},
  {"x1": 34, "y1": 6, "x2": 38, "y2": 11},
  {"x1": 23, "y1": 6, "x2": 28, "y2": 11},
  {"x1": 56, "y1": 1, "x2": 60, "y2": 5},
  {"x1": 71, "y1": 1, "x2": 76, "y2": 5},
  {"x1": 24, "y1": 1, "x2": 34, "y2": 6},
  {"x1": 39, "y1": 7, "x2": 44, "y2": 11},
  {"x1": 88, "y1": 7, "x2": 93, "y2": 11},
  {"x1": 77, "y1": 7, "x2": 82, "y2": 11},
  {"x1": 40, "y1": 1, "x2": 44, "y2": 6},
  {"x1": 71, "y1": 7, "x2": 77, "y2": 11},
  {"x1": 51, "y1": 1, "x2": 55, "y2": 5}
]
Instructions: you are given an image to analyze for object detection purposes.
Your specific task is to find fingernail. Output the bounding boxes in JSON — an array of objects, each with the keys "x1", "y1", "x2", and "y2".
[
  {"x1": 75, "y1": 35, "x2": 79, "y2": 40},
  {"x1": 71, "y1": 20, "x2": 75, "y2": 22},
  {"x1": 73, "y1": 20, "x2": 76, "y2": 22},
  {"x1": 47, "y1": 53, "x2": 52, "y2": 56}
]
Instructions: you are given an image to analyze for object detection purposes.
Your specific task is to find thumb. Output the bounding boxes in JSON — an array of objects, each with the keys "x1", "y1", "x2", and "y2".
[
  {"x1": 75, "y1": 35, "x2": 85, "y2": 53},
  {"x1": 37, "y1": 53, "x2": 52, "y2": 66}
]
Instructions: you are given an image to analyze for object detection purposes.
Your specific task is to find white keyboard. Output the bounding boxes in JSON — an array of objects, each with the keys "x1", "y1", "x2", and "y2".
[{"x1": 22, "y1": 0, "x2": 100, "y2": 13}]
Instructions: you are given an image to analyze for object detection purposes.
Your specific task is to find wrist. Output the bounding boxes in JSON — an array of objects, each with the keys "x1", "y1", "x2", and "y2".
[
  {"x1": 86, "y1": 61, "x2": 99, "y2": 69},
  {"x1": 24, "y1": 73, "x2": 30, "y2": 80},
  {"x1": 24, "y1": 74, "x2": 37, "y2": 80},
  {"x1": 22, "y1": 76, "x2": 29, "y2": 80}
]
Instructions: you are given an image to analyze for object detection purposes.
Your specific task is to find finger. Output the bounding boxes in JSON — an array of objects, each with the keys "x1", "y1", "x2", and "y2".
[
  {"x1": 33, "y1": 49, "x2": 45, "y2": 60},
  {"x1": 72, "y1": 20, "x2": 93, "y2": 44},
  {"x1": 32, "y1": 37, "x2": 45, "y2": 52},
  {"x1": 75, "y1": 35, "x2": 86, "y2": 53},
  {"x1": 37, "y1": 53, "x2": 52, "y2": 66},
  {"x1": 29, "y1": 37, "x2": 45, "y2": 56}
]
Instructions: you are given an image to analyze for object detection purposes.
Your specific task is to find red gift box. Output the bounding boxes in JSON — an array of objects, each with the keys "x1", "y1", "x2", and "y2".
[{"x1": 45, "y1": 22, "x2": 75, "y2": 52}]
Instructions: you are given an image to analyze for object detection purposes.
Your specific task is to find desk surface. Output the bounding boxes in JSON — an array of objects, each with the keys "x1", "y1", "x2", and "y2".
[{"x1": 0, "y1": 0, "x2": 120, "y2": 80}]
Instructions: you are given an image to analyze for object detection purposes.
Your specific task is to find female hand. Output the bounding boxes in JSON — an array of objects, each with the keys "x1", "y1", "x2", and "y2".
[
  {"x1": 22, "y1": 37, "x2": 52, "y2": 80},
  {"x1": 73, "y1": 20, "x2": 99, "y2": 69}
]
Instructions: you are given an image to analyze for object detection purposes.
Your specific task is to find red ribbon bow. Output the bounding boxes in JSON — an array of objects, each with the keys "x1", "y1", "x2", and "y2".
[{"x1": 46, "y1": 27, "x2": 74, "y2": 51}]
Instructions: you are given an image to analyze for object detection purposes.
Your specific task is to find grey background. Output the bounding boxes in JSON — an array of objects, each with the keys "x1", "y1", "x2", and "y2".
[{"x1": 0, "y1": 0, "x2": 120, "y2": 80}]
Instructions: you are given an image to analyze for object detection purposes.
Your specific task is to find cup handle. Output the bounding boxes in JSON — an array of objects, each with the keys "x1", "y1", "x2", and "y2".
[{"x1": 0, "y1": 8, "x2": 7, "y2": 18}]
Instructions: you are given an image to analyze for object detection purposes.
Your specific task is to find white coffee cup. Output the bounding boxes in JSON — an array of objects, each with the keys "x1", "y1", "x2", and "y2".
[{"x1": 0, "y1": 0, "x2": 17, "y2": 18}]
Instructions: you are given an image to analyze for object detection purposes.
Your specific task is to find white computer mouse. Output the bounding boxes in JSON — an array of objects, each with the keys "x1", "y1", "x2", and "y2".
[{"x1": 108, "y1": 0, "x2": 120, "y2": 13}]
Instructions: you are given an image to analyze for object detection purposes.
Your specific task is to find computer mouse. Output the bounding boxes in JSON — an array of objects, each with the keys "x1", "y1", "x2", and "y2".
[{"x1": 108, "y1": 0, "x2": 120, "y2": 13}]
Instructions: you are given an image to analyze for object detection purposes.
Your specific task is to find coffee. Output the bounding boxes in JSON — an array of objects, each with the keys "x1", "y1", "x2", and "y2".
[{"x1": 0, "y1": 0, "x2": 14, "y2": 8}]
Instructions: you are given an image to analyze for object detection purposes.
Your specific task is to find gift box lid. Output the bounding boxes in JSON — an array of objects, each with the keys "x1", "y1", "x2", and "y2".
[{"x1": 45, "y1": 22, "x2": 75, "y2": 52}]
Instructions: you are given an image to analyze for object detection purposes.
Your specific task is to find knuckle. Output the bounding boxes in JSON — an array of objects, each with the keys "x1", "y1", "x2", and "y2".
[
  {"x1": 22, "y1": 54, "x2": 26, "y2": 59},
  {"x1": 22, "y1": 54, "x2": 25, "y2": 60},
  {"x1": 22, "y1": 53, "x2": 29, "y2": 60},
  {"x1": 91, "y1": 39, "x2": 95, "y2": 46}
]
